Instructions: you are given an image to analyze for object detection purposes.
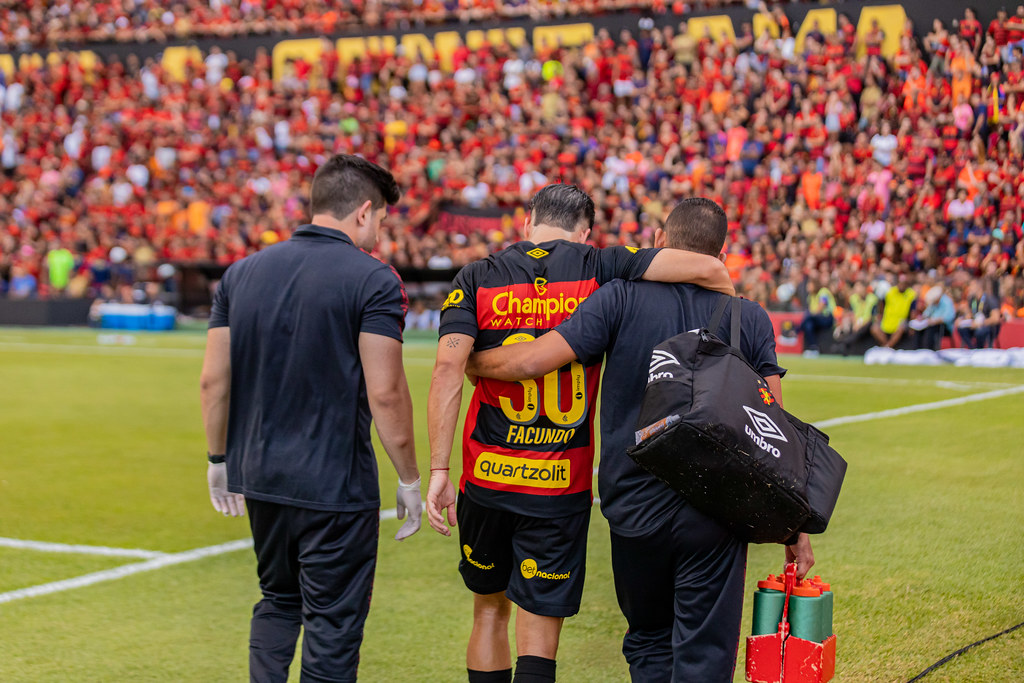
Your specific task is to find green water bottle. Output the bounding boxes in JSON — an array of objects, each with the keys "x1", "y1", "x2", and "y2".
[
  {"x1": 787, "y1": 581, "x2": 824, "y2": 642},
  {"x1": 751, "y1": 575, "x2": 786, "y2": 635},
  {"x1": 811, "y1": 576, "x2": 833, "y2": 640}
]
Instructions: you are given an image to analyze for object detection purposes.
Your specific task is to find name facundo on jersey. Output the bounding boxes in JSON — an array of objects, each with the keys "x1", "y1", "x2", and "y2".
[{"x1": 459, "y1": 277, "x2": 601, "y2": 499}]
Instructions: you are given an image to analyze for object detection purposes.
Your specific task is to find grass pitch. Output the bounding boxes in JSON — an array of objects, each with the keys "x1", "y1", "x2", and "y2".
[{"x1": 0, "y1": 328, "x2": 1022, "y2": 682}]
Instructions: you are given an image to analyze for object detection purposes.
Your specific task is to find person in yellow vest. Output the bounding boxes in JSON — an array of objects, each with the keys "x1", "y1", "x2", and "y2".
[
  {"x1": 833, "y1": 280, "x2": 879, "y2": 355},
  {"x1": 871, "y1": 274, "x2": 917, "y2": 348}
]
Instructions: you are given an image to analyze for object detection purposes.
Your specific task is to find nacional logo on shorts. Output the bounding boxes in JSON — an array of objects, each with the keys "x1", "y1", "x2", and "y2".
[
  {"x1": 742, "y1": 405, "x2": 787, "y2": 458},
  {"x1": 474, "y1": 452, "x2": 570, "y2": 489},
  {"x1": 463, "y1": 545, "x2": 494, "y2": 570},
  {"x1": 520, "y1": 558, "x2": 571, "y2": 581},
  {"x1": 526, "y1": 247, "x2": 549, "y2": 259}
]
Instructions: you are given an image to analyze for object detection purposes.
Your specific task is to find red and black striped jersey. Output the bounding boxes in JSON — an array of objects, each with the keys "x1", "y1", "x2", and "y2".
[{"x1": 439, "y1": 239, "x2": 658, "y2": 517}]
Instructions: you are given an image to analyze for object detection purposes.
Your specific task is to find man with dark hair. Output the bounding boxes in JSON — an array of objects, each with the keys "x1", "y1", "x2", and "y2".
[
  {"x1": 426, "y1": 185, "x2": 735, "y2": 683},
  {"x1": 310, "y1": 153, "x2": 401, "y2": 218},
  {"x1": 200, "y1": 153, "x2": 421, "y2": 683},
  {"x1": 466, "y1": 197, "x2": 815, "y2": 682}
]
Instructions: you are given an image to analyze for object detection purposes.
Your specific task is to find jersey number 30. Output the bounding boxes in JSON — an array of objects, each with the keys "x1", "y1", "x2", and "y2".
[{"x1": 497, "y1": 333, "x2": 587, "y2": 429}]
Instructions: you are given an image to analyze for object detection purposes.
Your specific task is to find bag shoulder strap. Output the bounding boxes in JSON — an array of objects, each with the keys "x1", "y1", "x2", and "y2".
[
  {"x1": 730, "y1": 297, "x2": 742, "y2": 354},
  {"x1": 705, "y1": 294, "x2": 745, "y2": 357},
  {"x1": 707, "y1": 294, "x2": 731, "y2": 337}
]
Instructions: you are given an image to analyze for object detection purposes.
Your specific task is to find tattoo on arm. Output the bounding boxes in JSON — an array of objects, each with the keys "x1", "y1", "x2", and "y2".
[{"x1": 445, "y1": 337, "x2": 461, "y2": 349}]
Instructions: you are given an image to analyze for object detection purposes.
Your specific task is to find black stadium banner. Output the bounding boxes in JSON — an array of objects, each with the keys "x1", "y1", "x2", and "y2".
[{"x1": 0, "y1": 0, "x2": 997, "y2": 81}]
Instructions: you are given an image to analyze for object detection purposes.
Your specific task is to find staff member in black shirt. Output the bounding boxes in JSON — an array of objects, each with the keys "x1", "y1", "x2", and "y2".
[
  {"x1": 200, "y1": 154, "x2": 422, "y2": 683},
  {"x1": 468, "y1": 199, "x2": 814, "y2": 682}
]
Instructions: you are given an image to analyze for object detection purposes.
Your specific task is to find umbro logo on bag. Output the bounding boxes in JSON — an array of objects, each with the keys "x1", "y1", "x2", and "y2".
[
  {"x1": 742, "y1": 406, "x2": 787, "y2": 458},
  {"x1": 648, "y1": 350, "x2": 680, "y2": 382}
]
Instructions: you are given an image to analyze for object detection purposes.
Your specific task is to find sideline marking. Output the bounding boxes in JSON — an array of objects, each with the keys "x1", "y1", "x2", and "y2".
[
  {"x1": 789, "y1": 374, "x2": 1019, "y2": 389},
  {"x1": 813, "y1": 385, "x2": 1024, "y2": 429},
  {"x1": 6, "y1": 385, "x2": 1021, "y2": 605},
  {"x1": 0, "y1": 537, "x2": 167, "y2": 559},
  {"x1": 0, "y1": 539, "x2": 252, "y2": 606}
]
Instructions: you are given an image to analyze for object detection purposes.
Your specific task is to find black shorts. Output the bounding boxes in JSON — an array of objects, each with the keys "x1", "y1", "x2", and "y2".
[{"x1": 457, "y1": 492, "x2": 590, "y2": 618}]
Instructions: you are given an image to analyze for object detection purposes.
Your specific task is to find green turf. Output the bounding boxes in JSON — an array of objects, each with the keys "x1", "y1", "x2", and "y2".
[{"x1": 0, "y1": 329, "x2": 1022, "y2": 682}]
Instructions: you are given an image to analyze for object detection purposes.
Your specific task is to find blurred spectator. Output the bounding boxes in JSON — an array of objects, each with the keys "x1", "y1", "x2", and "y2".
[
  {"x1": 0, "y1": 4, "x2": 1021, "y2": 335},
  {"x1": 799, "y1": 273, "x2": 836, "y2": 356},
  {"x1": 872, "y1": 275, "x2": 917, "y2": 348},
  {"x1": 832, "y1": 280, "x2": 879, "y2": 355},
  {"x1": 956, "y1": 279, "x2": 1002, "y2": 348},
  {"x1": 912, "y1": 284, "x2": 956, "y2": 350}
]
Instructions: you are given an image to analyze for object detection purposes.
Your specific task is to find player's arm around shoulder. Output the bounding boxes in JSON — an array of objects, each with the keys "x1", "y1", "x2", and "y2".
[
  {"x1": 359, "y1": 333, "x2": 422, "y2": 541},
  {"x1": 641, "y1": 246, "x2": 735, "y2": 295},
  {"x1": 466, "y1": 331, "x2": 577, "y2": 383}
]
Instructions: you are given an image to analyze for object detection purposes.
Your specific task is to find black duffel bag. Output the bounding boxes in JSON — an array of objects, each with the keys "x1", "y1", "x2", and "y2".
[{"x1": 627, "y1": 296, "x2": 847, "y2": 544}]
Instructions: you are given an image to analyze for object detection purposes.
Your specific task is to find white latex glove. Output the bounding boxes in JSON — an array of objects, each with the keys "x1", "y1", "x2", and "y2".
[
  {"x1": 395, "y1": 477, "x2": 422, "y2": 541},
  {"x1": 207, "y1": 462, "x2": 246, "y2": 517}
]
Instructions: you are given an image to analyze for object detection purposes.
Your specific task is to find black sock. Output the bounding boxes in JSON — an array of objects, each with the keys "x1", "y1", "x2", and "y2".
[
  {"x1": 512, "y1": 655, "x2": 556, "y2": 683},
  {"x1": 468, "y1": 668, "x2": 512, "y2": 683}
]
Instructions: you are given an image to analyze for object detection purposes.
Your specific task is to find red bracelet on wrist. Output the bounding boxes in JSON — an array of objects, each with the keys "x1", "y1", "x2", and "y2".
[{"x1": 430, "y1": 467, "x2": 450, "y2": 471}]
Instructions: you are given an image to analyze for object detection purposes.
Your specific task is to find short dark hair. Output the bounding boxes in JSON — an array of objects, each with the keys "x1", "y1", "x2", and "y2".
[
  {"x1": 527, "y1": 184, "x2": 596, "y2": 233},
  {"x1": 663, "y1": 198, "x2": 728, "y2": 256},
  {"x1": 310, "y1": 154, "x2": 401, "y2": 219}
]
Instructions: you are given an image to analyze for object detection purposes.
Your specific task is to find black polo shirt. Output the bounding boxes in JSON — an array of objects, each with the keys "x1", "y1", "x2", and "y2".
[
  {"x1": 209, "y1": 224, "x2": 407, "y2": 512},
  {"x1": 554, "y1": 281, "x2": 786, "y2": 536}
]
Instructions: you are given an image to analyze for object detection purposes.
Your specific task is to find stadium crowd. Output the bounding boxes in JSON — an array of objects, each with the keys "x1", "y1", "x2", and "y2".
[
  {"x1": 0, "y1": 0, "x2": 785, "y2": 50},
  {"x1": 1, "y1": 4, "x2": 1024, "y2": 343}
]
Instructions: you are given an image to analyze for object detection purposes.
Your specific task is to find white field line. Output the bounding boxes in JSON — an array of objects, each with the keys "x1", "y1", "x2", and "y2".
[
  {"x1": 0, "y1": 539, "x2": 252, "y2": 605},
  {"x1": 4, "y1": 384, "x2": 1020, "y2": 605},
  {"x1": 785, "y1": 374, "x2": 1018, "y2": 389},
  {"x1": 813, "y1": 385, "x2": 1024, "y2": 429},
  {"x1": 0, "y1": 537, "x2": 167, "y2": 559}
]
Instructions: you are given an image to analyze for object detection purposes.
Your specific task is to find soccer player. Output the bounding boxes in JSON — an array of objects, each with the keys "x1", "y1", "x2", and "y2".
[
  {"x1": 426, "y1": 184, "x2": 734, "y2": 683},
  {"x1": 467, "y1": 198, "x2": 815, "y2": 682},
  {"x1": 200, "y1": 154, "x2": 422, "y2": 682}
]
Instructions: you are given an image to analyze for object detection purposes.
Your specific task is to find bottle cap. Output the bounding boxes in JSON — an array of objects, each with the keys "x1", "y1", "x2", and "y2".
[
  {"x1": 791, "y1": 581, "x2": 821, "y2": 597},
  {"x1": 757, "y1": 577, "x2": 784, "y2": 591},
  {"x1": 809, "y1": 575, "x2": 831, "y2": 592}
]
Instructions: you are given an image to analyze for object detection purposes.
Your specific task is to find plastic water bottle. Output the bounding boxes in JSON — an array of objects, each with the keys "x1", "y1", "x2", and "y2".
[
  {"x1": 752, "y1": 574, "x2": 786, "y2": 636},
  {"x1": 810, "y1": 575, "x2": 833, "y2": 639},
  {"x1": 788, "y1": 580, "x2": 824, "y2": 642}
]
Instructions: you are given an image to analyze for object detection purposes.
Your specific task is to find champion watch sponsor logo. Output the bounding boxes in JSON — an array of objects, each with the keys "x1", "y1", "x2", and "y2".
[
  {"x1": 477, "y1": 280, "x2": 594, "y2": 330},
  {"x1": 520, "y1": 558, "x2": 571, "y2": 581},
  {"x1": 648, "y1": 349, "x2": 680, "y2": 382},
  {"x1": 742, "y1": 405, "x2": 788, "y2": 458}
]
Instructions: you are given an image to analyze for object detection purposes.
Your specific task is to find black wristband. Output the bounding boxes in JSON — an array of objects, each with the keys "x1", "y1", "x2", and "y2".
[{"x1": 207, "y1": 453, "x2": 226, "y2": 464}]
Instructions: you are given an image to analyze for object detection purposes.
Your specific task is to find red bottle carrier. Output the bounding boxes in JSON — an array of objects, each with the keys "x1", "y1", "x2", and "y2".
[{"x1": 746, "y1": 563, "x2": 837, "y2": 683}]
